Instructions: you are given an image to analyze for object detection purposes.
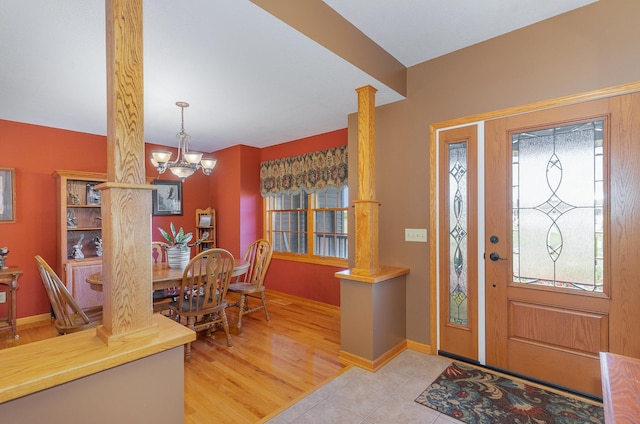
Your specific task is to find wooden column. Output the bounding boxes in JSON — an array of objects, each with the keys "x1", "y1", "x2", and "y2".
[
  {"x1": 96, "y1": 0, "x2": 157, "y2": 344},
  {"x1": 336, "y1": 85, "x2": 409, "y2": 370},
  {"x1": 0, "y1": 2, "x2": 192, "y2": 414},
  {"x1": 353, "y1": 85, "x2": 381, "y2": 275}
]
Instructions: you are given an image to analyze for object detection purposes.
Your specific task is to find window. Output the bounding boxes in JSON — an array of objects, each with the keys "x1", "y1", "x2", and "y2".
[
  {"x1": 265, "y1": 192, "x2": 308, "y2": 255},
  {"x1": 260, "y1": 145, "x2": 348, "y2": 266},
  {"x1": 265, "y1": 186, "x2": 348, "y2": 265}
]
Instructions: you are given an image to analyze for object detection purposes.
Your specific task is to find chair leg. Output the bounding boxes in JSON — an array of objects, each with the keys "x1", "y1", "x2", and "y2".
[
  {"x1": 261, "y1": 290, "x2": 270, "y2": 321},
  {"x1": 184, "y1": 342, "x2": 192, "y2": 362},
  {"x1": 237, "y1": 294, "x2": 247, "y2": 330},
  {"x1": 221, "y1": 309, "x2": 233, "y2": 347},
  {"x1": 184, "y1": 316, "x2": 196, "y2": 362}
]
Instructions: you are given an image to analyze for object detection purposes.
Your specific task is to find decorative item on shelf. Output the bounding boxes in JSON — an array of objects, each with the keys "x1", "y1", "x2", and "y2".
[
  {"x1": 66, "y1": 210, "x2": 78, "y2": 228},
  {"x1": 199, "y1": 214, "x2": 212, "y2": 227},
  {"x1": 149, "y1": 101, "x2": 217, "y2": 181},
  {"x1": 69, "y1": 193, "x2": 80, "y2": 205},
  {"x1": 0, "y1": 247, "x2": 8, "y2": 269},
  {"x1": 71, "y1": 235, "x2": 85, "y2": 259},
  {"x1": 86, "y1": 183, "x2": 101, "y2": 205},
  {"x1": 93, "y1": 236, "x2": 102, "y2": 257},
  {"x1": 157, "y1": 222, "x2": 208, "y2": 269}
]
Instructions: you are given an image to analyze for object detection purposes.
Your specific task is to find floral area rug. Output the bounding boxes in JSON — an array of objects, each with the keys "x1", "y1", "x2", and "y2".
[{"x1": 415, "y1": 362, "x2": 604, "y2": 423}]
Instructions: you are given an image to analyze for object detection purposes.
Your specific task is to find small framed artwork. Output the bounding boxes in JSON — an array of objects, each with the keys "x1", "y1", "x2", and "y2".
[
  {"x1": 199, "y1": 214, "x2": 212, "y2": 227},
  {"x1": 0, "y1": 168, "x2": 16, "y2": 223},
  {"x1": 152, "y1": 180, "x2": 183, "y2": 216},
  {"x1": 86, "y1": 183, "x2": 101, "y2": 205}
]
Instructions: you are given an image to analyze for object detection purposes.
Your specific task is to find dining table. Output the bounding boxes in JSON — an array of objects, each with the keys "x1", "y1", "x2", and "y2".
[{"x1": 86, "y1": 258, "x2": 249, "y2": 292}]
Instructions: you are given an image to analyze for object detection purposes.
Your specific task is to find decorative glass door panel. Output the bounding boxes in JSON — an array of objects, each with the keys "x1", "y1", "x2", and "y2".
[
  {"x1": 512, "y1": 121, "x2": 604, "y2": 292},
  {"x1": 448, "y1": 142, "x2": 469, "y2": 325}
]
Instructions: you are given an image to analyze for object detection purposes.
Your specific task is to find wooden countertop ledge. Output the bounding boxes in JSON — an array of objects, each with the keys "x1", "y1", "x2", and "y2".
[
  {"x1": 0, "y1": 314, "x2": 194, "y2": 403},
  {"x1": 335, "y1": 265, "x2": 410, "y2": 284}
]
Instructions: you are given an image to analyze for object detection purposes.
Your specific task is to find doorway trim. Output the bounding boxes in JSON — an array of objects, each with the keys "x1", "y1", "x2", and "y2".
[{"x1": 428, "y1": 81, "x2": 640, "y2": 355}]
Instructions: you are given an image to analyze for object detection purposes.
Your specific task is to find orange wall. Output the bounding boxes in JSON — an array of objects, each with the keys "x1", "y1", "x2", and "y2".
[{"x1": 0, "y1": 119, "x2": 346, "y2": 319}]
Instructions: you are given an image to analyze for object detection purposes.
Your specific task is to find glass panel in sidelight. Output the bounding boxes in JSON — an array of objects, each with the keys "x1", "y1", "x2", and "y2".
[{"x1": 448, "y1": 142, "x2": 468, "y2": 325}]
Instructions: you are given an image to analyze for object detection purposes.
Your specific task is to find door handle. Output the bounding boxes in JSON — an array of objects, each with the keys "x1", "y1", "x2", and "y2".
[{"x1": 489, "y1": 252, "x2": 507, "y2": 261}]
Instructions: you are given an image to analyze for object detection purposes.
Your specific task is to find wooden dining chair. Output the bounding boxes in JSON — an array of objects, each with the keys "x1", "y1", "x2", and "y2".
[
  {"x1": 168, "y1": 248, "x2": 235, "y2": 361},
  {"x1": 35, "y1": 255, "x2": 103, "y2": 335},
  {"x1": 227, "y1": 239, "x2": 273, "y2": 331},
  {"x1": 151, "y1": 242, "x2": 175, "y2": 313},
  {"x1": 151, "y1": 241, "x2": 168, "y2": 264}
]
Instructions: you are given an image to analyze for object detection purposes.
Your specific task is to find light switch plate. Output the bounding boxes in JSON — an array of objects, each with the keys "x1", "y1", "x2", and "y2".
[
  {"x1": 405, "y1": 228, "x2": 427, "y2": 242},
  {"x1": 0, "y1": 292, "x2": 6, "y2": 303}
]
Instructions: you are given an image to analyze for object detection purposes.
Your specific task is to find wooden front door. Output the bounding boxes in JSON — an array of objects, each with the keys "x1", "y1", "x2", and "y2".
[{"x1": 484, "y1": 92, "x2": 640, "y2": 397}]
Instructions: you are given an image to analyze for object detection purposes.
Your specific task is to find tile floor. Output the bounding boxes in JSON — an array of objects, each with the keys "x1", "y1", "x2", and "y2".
[{"x1": 265, "y1": 350, "x2": 464, "y2": 424}]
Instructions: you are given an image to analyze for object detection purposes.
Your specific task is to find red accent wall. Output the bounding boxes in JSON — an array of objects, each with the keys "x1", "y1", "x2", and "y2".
[
  {"x1": 239, "y1": 145, "x2": 262, "y2": 254},
  {"x1": 207, "y1": 144, "x2": 262, "y2": 258},
  {"x1": 259, "y1": 129, "x2": 348, "y2": 306},
  {"x1": 261, "y1": 128, "x2": 347, "y2": 160},
  {"x1": 266, "y1": 260, "x2": 343, "y2": 305},
  {"x1": 0, "y1": 120, "x2": 346, "y2": 318},
  {"x1": 209, "y1": 145, "x2": 241, "y2": 257},
  {"x1": 0, "y1": 121, "x2": 215, "y2": 319},
  {"x1": 0, "y1": 120, "x2": 107, "y2": 318}
]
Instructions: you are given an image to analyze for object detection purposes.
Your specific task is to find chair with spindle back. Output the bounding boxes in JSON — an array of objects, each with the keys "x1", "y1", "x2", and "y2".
[
  {"x1": 35, "y1": 255, "x2": 102, "y2": 335},
  {"x1": 226, "y1": 239, "x2": 273, "y2": 331},
  {"x1": 168, "y1": 248, "x2": 235, "y2": 361},
  {"x1": 151, "y1": 241, "x2": 176, "y2": 314}
]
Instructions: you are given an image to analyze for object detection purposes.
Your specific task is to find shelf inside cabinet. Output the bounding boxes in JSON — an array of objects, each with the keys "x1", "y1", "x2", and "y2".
[
  {"x1": 53, "y1": 170, "x2": 107, "y2": 308},
  {"x1": 195, "y1": 207, "x2": 216, "y2": 254}
]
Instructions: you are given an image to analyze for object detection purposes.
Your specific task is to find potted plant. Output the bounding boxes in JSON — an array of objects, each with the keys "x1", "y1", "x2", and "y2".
[{"x1": 158, "y1": 223, "x2": 208, "y2": 269}]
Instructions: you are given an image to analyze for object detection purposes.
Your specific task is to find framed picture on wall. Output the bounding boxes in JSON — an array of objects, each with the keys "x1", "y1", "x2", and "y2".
[
  {"x1": 0, "y1": 168, "x2": 16, "y2": 223},
  {"x1": 152, "y1": 180, "x2": 183, "y2": 216}
]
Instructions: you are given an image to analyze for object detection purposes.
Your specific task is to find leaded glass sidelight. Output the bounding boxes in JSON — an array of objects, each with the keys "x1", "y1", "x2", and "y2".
[
  {"x1": 512, "y1": 120, "x2": 604, "y2": 292},
  {"x1": 448, "y1": 142, "x2": 468, "y2": 325}
]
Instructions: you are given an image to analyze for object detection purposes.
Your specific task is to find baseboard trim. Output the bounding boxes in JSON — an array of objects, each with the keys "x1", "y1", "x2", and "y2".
[
  {"x1": 406, "y1": 339, "x2": 433, "y2": 354},
  {"x1": 17, "y1": 313, "x2": 51, "y2": 325},
  {"x1": 265, "y1": 289, "x2": 340, "y2": 311},
  {"x1": 339, "y1": 340, "x2": 408, "y2": 372}
]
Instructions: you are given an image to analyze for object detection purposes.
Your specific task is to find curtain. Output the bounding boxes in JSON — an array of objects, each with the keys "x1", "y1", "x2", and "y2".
[{"x1": 260, "y1": 145, "x2": 348, "y2": 197}]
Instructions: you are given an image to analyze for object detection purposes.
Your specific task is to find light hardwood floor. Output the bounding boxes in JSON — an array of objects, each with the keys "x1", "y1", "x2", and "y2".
[
  {"x1": 2, "y1": 294, "x2": 603, "y2": 423},
  {"x1": 0, "y1": 291, "x2": 347, "y2": 423}
]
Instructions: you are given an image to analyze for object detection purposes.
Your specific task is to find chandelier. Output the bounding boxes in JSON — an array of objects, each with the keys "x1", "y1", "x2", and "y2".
[{"x1": 150, "y1": 101, "x2": 217, "y2": 180}]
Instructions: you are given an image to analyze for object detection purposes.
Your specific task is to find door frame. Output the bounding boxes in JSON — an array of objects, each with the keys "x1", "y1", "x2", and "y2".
[{"x1": 428, "y1": 81, "x2": 640, "y2": 355}]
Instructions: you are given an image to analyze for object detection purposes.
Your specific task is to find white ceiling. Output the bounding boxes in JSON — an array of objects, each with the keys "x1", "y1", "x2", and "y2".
[{"x1": 0, "y1": 0, "x2": 596, "y2": 154}]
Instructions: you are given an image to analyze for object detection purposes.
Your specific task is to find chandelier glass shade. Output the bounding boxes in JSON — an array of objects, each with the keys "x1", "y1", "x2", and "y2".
[{"x1": 150, "y1": 101, "x2": 217, "y2": 180}]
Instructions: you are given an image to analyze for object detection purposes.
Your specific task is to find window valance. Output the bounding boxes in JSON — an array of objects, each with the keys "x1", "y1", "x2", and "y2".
[{"x1": 260, "y1": 145, "x2": 348, "y2": 197}]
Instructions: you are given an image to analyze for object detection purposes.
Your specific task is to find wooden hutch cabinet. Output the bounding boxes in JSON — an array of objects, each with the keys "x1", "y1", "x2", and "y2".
[
  {"x1": 195, "y1": 207, "x2": 216, "y2": 253},
  {"x1": 52, "y1": 170, "x2": 105, "y2": 309}
]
